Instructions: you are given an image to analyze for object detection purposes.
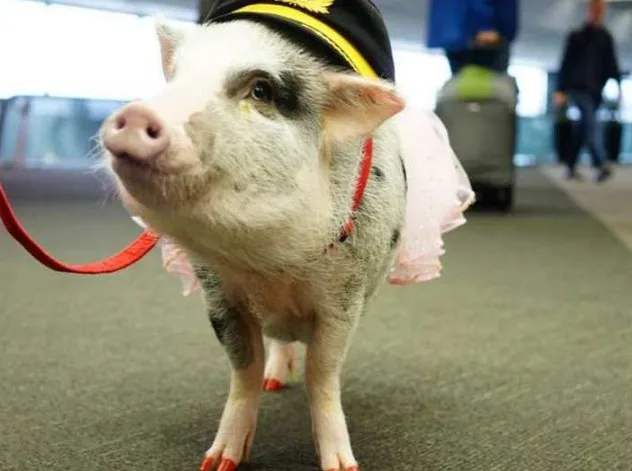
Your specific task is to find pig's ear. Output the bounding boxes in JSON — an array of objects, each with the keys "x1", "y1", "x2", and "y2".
[
  {"x1": 154, "y1": 19, "x2": 186, "y2": 82},
  {"x1": 323, "y1": 73, "x2": 405, "y2": 142}
]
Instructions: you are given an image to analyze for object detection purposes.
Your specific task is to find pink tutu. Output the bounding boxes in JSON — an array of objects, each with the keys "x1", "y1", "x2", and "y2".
[
  {"x1": 133, "y1": 106, "x2": 474, "y2": 295},
  {"x1": 131, "y1": 217, "x2": 201, "y2": 296},
  {"x1": 387, "y1": 105, "x2": 475, "y2": 285}
]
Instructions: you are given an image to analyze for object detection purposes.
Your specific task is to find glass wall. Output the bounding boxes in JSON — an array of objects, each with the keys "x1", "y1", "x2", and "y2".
[
  {"x1": 0, "y1": 0, "x2": 197, "y2": 101},
  {"x1": 392, "y1": 48, "x2": 452, "y2": 110},
  {"x1": 0, "y1": 0, "x2": 630, "y2": 170}
]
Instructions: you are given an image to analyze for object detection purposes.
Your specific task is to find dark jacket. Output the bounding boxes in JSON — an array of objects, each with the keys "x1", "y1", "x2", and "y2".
[
  {"x1": 557, "y1": 23, "x2": 621, "y2": 104},
  {"x1": 426, "y1": 0, "x2": 519, "y2": 51}
]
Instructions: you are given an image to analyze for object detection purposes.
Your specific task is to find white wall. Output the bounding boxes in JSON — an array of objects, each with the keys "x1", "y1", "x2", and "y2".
[{"x1": 5, "y1": 0, "x2": 630, "y2": 121}]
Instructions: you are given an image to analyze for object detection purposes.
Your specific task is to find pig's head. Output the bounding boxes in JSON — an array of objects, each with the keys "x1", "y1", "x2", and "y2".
[{"x1": 101, "y1": 19, "x2": 404, "y2": 262}]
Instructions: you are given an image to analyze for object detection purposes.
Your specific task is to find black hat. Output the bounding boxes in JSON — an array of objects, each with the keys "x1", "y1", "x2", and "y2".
[{"x1": 202, "y1": 0, "x2": 396, "y2": 82}]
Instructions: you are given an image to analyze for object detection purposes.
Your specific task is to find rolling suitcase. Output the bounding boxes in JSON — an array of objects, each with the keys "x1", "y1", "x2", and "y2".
[
  {"x1": 435, "y1": 65, "x2": 518, "y2": 212},
  {"x1": 553, "y1": 104, "x2": 577, "y2": 165},
  {"x1": 603, "y1": 107, "x2": 622, "y2": 164}
]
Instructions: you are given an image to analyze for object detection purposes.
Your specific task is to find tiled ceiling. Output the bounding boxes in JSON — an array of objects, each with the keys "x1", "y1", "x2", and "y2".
[{"x1": 44, "y1": 0, "x2": 632, "y2": 70}]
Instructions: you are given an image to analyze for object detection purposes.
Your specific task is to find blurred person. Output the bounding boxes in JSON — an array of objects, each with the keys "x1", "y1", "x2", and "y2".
[
  {"x1": 426, "y1": 0, "x2": 520, "y2": 75},
  {"x1": 553, "y1": 0, "x2": 621, "y2": 183}
]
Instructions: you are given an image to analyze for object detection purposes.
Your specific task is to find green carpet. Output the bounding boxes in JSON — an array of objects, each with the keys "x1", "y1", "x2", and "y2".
[{"x1": 1, "y1": 168, "x2": 631, "y2": 471}]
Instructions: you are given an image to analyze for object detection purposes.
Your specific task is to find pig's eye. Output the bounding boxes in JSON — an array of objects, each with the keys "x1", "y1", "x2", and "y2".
[{"x1": 251, "y1": 79, "x2": 274, "y2": 102}]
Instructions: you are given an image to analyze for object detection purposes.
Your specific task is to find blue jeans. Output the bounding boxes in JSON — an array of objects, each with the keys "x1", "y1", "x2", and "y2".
[{"x1": 567, "y1": 92, "x2": 606, "y2": 170}]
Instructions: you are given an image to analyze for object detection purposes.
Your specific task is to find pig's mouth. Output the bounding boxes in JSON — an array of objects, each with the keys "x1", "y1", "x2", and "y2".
[
  {"x1": 105, "y1": 147, "x2": 213, "y2": 213},
  {"x1": 112, "y1": 151, "x2": 156, "y2": 172},
  {"x1": 109, "y1": 149, "x2": 188, "y2": 189},
  {"x1": 107, "y1": 146, "x2": 200, "y2": 184},
  {"x1": 108, "y1": 150, "x2": 173, "y2": 176}
]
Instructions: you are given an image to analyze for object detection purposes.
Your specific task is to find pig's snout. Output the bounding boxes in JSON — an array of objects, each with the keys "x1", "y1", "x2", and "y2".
[{"x1": 103, "y1": 103, "x2": 170, "y2": 163}]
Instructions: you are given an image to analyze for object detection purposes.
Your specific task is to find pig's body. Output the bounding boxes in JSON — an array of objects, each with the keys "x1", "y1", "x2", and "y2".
[{"x1": 101, "y1": 11, "x2": 471, "y2": 471}]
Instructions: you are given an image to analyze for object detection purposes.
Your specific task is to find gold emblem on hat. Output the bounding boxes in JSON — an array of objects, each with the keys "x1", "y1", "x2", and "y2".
[{"x1": 273, "y1": 0, "x2": 335, "y2": 14}]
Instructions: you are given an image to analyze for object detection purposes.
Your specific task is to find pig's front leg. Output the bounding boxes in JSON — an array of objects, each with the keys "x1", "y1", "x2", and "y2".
[
  {"x1": 263, "y1": 340, "x2": 298, "y2": 392},
  {"x1": 198, "y1": 276, "x2": 264, "y2": 471},
  {"x1": 306, "y1": 302, "x2": 363, "y2": 471}
]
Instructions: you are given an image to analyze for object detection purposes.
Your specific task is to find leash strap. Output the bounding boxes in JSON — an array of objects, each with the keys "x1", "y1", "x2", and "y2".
[{"x1": 0, "y1": 182, "x2": 160, "y2": 274}]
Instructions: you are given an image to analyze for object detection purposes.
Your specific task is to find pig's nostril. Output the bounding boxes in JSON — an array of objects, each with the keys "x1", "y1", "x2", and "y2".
[
  {"x1": 147, "y1": 125, "x2": 161, "y2": 139},
  {"x1": 115, "y1": 116, "x2": 126, "y2": 130}
]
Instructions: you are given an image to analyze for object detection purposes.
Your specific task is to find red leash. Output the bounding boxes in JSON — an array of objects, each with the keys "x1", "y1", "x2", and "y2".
[{"x1": 0, "y1": 182, "x2": 160, "y2": 274}]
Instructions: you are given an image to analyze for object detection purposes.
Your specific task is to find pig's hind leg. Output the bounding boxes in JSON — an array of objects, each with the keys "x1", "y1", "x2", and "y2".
[
  {"x1": 305, "y1": 297, "x2": 364, "y2": 471},
  {"x1": 263, "y1": 340, "x2": 298, "y2": 392},
  {"x1": 197, "y1": 271, "x2": 265, "y2": 471}
]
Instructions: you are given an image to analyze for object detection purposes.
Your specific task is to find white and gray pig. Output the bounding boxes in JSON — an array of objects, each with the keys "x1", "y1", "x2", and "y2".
[{"x1": 100, "y1": 17, "x2": 471, "y2": 471}]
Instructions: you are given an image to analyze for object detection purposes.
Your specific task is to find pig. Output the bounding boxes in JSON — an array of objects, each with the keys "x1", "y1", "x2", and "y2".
[{"x1": 100, "y1": 17, "x2": 473, "y2": 471}]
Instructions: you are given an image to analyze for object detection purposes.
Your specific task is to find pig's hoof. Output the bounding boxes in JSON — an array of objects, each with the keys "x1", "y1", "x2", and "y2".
[
  {"x1": 199, "y1": 455, "x2": 238, "y2": 471},
  {"x1": 199, "y1": 429, "x2": 252, "y2": 471},
  {"x1": 314, "y1": 430, "x2": 358, "y2": 471},
  {"x1": 318, "y1": 451, "x2": 359, "y2": 471},
  {"x1": 199, "y1": 442, "x2": 248, "y2": 471},
  {"x1": 217, "y1": 459, "x2": 238, "y2": 471},
  {"x1": 262, "y1": 378, "x2": 284, "y2": 392},
  {"x1": 263, "y1": 341, "x2": 298, "y2": 392},
  {"x1": 199, "y1": 455, "x2": 217, "y2": 471},
  {"x1": 200, "y1": 400, "x2": 255, "y2": 470}
]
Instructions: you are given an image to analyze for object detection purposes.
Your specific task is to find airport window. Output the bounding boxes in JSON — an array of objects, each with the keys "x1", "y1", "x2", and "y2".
[
  {"x1": 0, "y1": 0, "x2": 50, "y2": 98},
  {"x1": 0, "y1": 1, "x2": 189, "y2": 101},
  {"x1": 619, "y1": 78, "x2": 632, "y2": 122},
  {"x1": 508, "y1": 64, "x2": 548, "y2": 117},
  {"x1": 392, "y1": 49, "x2": 451, "y2": 110},
  {"x1": 45, "y1": 4, "x2": 154, "y2": 101}
]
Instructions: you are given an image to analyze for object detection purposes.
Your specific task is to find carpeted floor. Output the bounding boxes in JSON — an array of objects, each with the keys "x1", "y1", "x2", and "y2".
[
  {"x1": 1, "y1": 168, "x2": 631, "y2": 471},
  {"x1": 542, "y1": 165, "x2": 632, "y2": 251}
]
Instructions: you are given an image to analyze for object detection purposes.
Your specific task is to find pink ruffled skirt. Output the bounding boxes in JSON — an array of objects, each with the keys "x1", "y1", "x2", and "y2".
[{"x1": 387, "y1": 105, "x2": 475, "y2": 285}]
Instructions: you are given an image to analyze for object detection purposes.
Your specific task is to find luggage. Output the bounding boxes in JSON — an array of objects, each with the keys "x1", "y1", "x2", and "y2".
[
  {"x1": 553, "y1": 104, "x2": 577, "y2": 165},
  {"x1": 435, "y1": 65, "x2": 518, "y2": 212},
  {"x1": 603, "y1": 107, "x2": 622, "y2": 164}
]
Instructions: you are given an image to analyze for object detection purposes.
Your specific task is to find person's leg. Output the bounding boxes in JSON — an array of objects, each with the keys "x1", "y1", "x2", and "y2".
[
  {"x1": 564, "y1": 140, "x2": 583, "y2": 179},
  {"x1": 580, "y1": 93, "x2": 612, "y2": 181},
  {"x1": 572, "y1": 92, "x2": 612, "y2": 181},
  {"x1": 582, "y1": 96, "x2": 606, "y2": 169},
  {"x1": 588, "y1": 100, "x2": 613, "y2": 182}
]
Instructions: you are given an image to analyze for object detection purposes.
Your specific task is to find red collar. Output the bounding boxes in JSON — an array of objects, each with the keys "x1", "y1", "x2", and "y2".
[
  {"x1": 328, "y1": 136, "x2": 373, "y2": 249},
  {"x1": 0, "y1": 137, "x2": 373, "y2": 274}
]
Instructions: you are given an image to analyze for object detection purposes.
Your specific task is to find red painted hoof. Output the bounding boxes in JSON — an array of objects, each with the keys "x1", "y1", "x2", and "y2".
[
  {"x1": 200, "y1": 455, "x2": 215, "y2": 471},
  {"x1": 262, "y1": 378, "x2": 283, "y2": 392},
  {"x1": 217, "y1": 458, "x2": 237, "y2": 471}
]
